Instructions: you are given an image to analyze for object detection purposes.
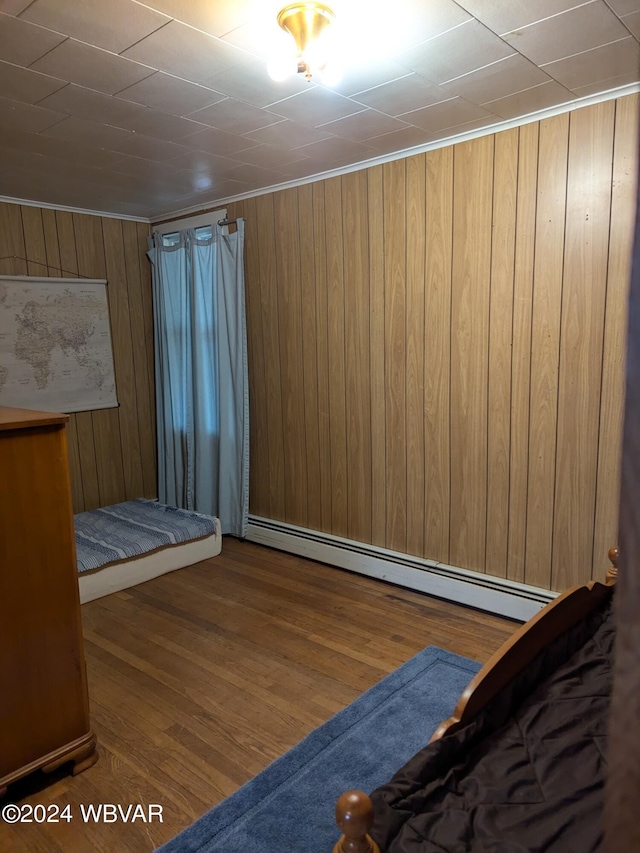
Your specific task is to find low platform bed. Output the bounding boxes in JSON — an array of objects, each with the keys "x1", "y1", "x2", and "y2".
[
  {"x1": 333, "y1": 550, "x2": 619, "y2": 853},
  {"x1": 75, "y1": 499, "x2": 222, "y2": 604}
]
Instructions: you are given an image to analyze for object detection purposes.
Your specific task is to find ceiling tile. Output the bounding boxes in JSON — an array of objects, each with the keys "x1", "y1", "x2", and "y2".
[
  {"x1": 453, "y1": 0, "x2": 589, "y2": 34},
  {"x1": 319, "y1": 109, "x2": 410, "y2": 142},
  {"x1": 429, "y1": 114, "x2": 500, "y2": 141},
  {"x1": 30, "y1": 38, "x2": 155, "y2": 95},
  {"x1": 126, "y1": 0, "x2": 248, "y2": 39},
  {"x1": 501, "y1": 2, "x2": 631, "y2": 65},
  {"x1": 441, "y1": 55, "x2": 551, "y2": 105},
  {"x1": 571, "y1": 69, "x2": 640, "y2": 97},
  {"x1": 621, "y1": 11, "x2": 640, "y2": 38},
  {"x1": 224, "y1": 162, "x2": 284, "y2": 188},
  {"x1": 187, "y1": 98, "x2": 283, "y2": 134},
  {"x1": 400, "y1": 97, "x2": 492, "y2": 132},
  {"x1": 243, "y1": 119, "x2": 334, "y2": 149},
  {"x1": 233, "y1": 144, "x2": 309, "y2": 170},
  {"x1": 204, "y1": 59, "x2": 311, "y2": 108},
  {"x1": 110, "y1": 133, "x2": 191, "y2": 163},
  {"x1": 328, "y1": 62, "x2": 413, "y2": 98},
  {"x1": 352, "y1": 74, "x2": 450, "y2": 116},
  {"x1": 0, "y1": 95, "x2": 65, "y2": 132},
  {"x1": 268, "y1": 86, "x2": 365, "y2": 126},
  {"x1": 0, "y1": 12, "x2": 66, "y2": 66},
  {"x1": 0, "y1": 125, "x2": 128, "y2": 168},
  {"x1": 43, "y1": 114, "x2": 137, "y2": 144},
  {"x1": 19, "y1": 0, "x2": 170, "y2": 53},
  {"x1": 0, "y1": 1, "x2": 33, "y2": 13},
  {"x1": 293, "y1": 136, "x2": 375, "y2": 168},
  {"x1": 398, "y1": 19, "x2": 515, "y2": 83},
  {"x1": 604, "y1": 0, "x2": 639, "y2": 14},
  {"x1": 167, "y1": 149, "x2": 244, "y2": 175},
  {"x1": 108, "y1": 155, "x2": 188, "y2": 183},
  {"x1": 542, "y1": 36, "x2": 640, "y2": 90},
  {"x1": 482, "y1": 80, "x2": 575, "y2": 119},
  {"x1": 112, "y1": 109, "x2": 210, "y2": 141},
  {"x1": 0, "y1": 59, "x2": 65, "y2": 103},
  {"x1": 121, "y1": 20, "x2": 248, "y2": 84},
  {"x1": 180, "y1": 125, "x2": 261, "y2": 157},
  {"x1": 363, "y1": 124, "x2": 434, "y2": 153},
  {"x1": 115, "y1": 72, "x2": 226, "y2": 116},
  {"x1": 389, "y1": 0, "x2": 473, "y2": 49},
  {"x1": 37, "y1": 83, "x2": 147, "y2": 123}
]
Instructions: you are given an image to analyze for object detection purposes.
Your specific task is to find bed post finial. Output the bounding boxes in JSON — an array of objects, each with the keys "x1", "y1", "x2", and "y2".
[
  {"x1": 332, "y1": 790, "x2": 381, "y2": 853},
  {"x1": 606, "y1": 547, "x2": 619, "y2": 585}
]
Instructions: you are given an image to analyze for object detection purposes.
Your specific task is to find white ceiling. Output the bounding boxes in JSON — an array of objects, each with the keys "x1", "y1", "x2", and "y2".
[{"x1": 0, "y1": 0, "x2": 638, "y2": 221}]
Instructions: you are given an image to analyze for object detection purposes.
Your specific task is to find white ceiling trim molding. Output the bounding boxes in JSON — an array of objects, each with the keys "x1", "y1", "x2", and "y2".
[
  {"x1": 1, "y1": 81, "x2": 637, "y2": 227},
  {"x1": 151, "y1": 81, "x2": 640, "y2": 225},
  {"x1": 0, "y1": 195, "x2": 150, "y2": 223}
]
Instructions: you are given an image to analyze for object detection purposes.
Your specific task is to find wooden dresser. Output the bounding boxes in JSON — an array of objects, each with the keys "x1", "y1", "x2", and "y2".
[{"x1": 0, "y1": 407, "x2": 97, "y2": 797}]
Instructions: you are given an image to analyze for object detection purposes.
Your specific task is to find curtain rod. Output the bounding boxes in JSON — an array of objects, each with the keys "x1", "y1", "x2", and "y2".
[{"x1": 218, "y1": 217, "x2": 243, "y2": 226}]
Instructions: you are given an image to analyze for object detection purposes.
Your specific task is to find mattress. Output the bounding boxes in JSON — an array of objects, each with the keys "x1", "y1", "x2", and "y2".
[{"x1": 75, "y1": 499, "x2": 222, "y2": 604}]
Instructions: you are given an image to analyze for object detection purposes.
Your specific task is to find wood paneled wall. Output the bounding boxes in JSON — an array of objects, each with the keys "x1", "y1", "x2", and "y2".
[
  {"x1": 228, "y1": 93, "x2": 639, "y2": 591},
  {"x1": 0, "y1": 203, "x2": 155, "y2": 513}
]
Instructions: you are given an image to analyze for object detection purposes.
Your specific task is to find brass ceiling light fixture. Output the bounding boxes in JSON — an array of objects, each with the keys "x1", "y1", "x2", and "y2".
[{"x1": 267, "y1": 2, "x2": 341, "y2": 85}]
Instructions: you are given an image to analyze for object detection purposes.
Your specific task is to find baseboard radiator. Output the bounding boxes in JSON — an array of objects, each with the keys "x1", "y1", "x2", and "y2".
[{"x1": 246, "y1": 515, "x2": 557, "y2": 622}]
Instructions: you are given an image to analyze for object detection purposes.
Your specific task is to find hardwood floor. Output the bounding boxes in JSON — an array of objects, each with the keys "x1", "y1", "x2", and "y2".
[{"x1": 0, "y1": 538, "x2": 517, "y2": 852}]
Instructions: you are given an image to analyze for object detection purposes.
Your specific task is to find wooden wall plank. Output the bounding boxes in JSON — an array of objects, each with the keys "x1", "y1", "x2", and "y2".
[
  {"x1": 235, "y1": 197, "x2": 269, "y2": 518},
  {"x1": 405, "y1": 153, "x2": 426, "y2": 557},
  {"x1": 297, "y1": 185, "x2": 322, "y2": 531},
  {"x1": 424, "y1": 147, "x2": 453, "y2": 563},
  {"x1": 524, "y1": 113, "x2": 570, "y2": 588},
  {"x1": 64, "y1": 416, "x2": 85, "y2": 513},
  {"x1": 383, "y1": 159, "x2": 407, "y2": 552},
  {"x1": 507, "y1": 122, "x2": 538, "y2": 583},
  {"x1": 102, "y1": 217, "x2": 144, "y2": 501},
  {"x1": 343, "y1": 170, "x2": 372, "y2": 543},
  {"x1": 486, "y1": 129, "x2": 518, "y2": 577},
  {"x1": 552, "y1": 101, "x2": 615, "y2": 589},
  {"x1": 450, "y1": 135, "x2": 493, "y2": 573},
  {"x1": 313, "y1": 182, "x2": 332, "y2": 532},
  {"x1": 255, "y1": 193, "x2": 285, "y2": 520},
  {"x1": 593, "y1": 94, "x2": 639, "y2": 577},
  {"x1": 367, "y1": 165, "x2": 386, "y2": 548},
  {"x1": 20, "y1": 206, "x2": 48, "y2": 275},
  {"x1": 73, "y1": 213, "x2": 125, "y2": 508},
  {"x1": 325, "y1": 176, "x2": 348, "y2": 537},
  {"x1": 41, "y1": 209, "x2": 61, "y2": 274},
  {"x1": 135, "y1": 220, "x2": 156, "y2": 499},
  {"x1": 55, "y1": 212, "x2": 101, "y2": 510},
  {"x1": 274, "y1": 188, "x2": 308, "y2": 528},
  {"x1": 122, "y1": 220, "x2": 156, "y2": 499},
  {"x1": 0, "y1": 202, "x2": 27, "y2": 273}
]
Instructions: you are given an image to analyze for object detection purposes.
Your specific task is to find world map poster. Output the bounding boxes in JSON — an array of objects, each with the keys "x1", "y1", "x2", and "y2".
[{"x1": 0, "y1": 276, "x2": 118, "y2": 413}]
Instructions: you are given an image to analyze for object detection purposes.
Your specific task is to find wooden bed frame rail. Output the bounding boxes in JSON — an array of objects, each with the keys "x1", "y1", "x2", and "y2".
[{"x1": 332, "y1": 548, "x2": 619, "y2": 853}]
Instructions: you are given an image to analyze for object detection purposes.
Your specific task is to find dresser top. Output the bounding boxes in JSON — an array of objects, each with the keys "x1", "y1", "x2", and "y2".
[{"x1": 0, "y1": 406, "x2": 69, "y2": 431}]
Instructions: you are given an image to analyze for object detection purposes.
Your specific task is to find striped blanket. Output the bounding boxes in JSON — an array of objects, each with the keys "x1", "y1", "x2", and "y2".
[{"x1": 74, "y1": 499, "x2": 218, "y2": 574}]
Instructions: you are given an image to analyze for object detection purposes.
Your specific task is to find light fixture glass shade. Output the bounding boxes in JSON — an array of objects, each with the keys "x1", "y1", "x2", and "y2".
[
  {"x1": 267, "y1": 52, "x2": 299, "y2": 82},
  {"x1": 269, "y1": 2, "x2": 342, "y2": 84}
]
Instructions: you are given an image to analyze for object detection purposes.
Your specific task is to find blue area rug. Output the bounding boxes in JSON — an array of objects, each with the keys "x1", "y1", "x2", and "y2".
[{"x1": 157, "y1": 646, "x2": 480, "y2": 853}]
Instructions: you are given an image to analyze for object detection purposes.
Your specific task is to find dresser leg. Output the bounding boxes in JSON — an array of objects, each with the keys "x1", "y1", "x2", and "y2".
[
  {"x1": 71, "y1": 739, "x2": 99, "y2": 776},
  {"x1": 42, "y1": 732, "x2": 98, "y2": 777}
]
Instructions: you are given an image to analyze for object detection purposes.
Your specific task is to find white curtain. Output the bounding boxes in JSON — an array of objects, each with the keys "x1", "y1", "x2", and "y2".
[{"x1": 148, "y1": 221, "x2": 248, "y2": 537}]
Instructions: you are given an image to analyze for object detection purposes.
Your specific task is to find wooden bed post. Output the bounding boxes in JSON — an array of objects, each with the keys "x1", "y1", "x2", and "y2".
[{"x1": 332, "y1": 790, "x2": 381, "y2": 853}]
